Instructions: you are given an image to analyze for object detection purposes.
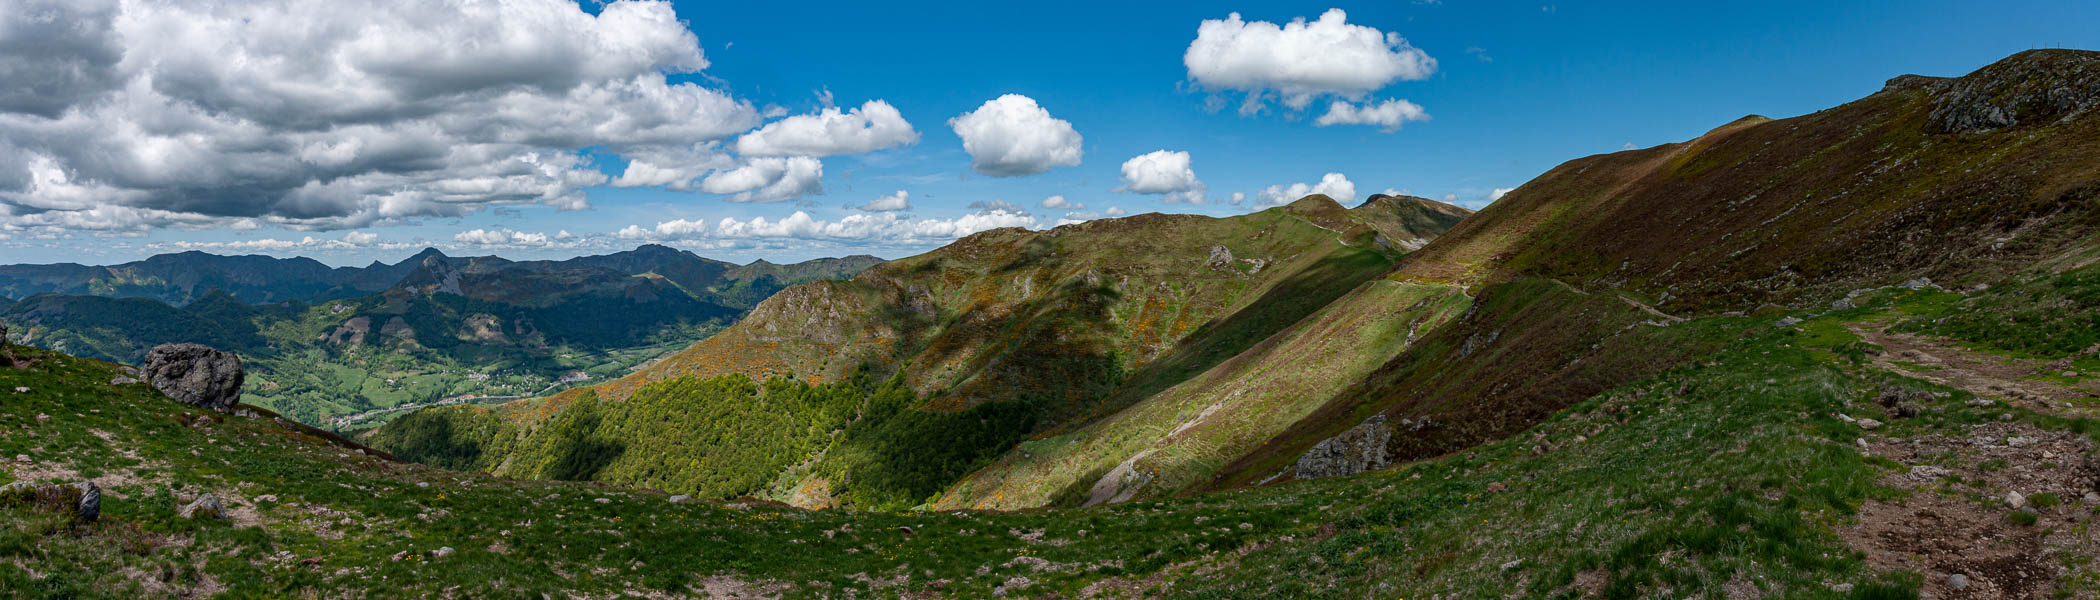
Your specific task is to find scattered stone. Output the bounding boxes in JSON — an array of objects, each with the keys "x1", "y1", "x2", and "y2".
[
  {"x1": 11, "y1": 455, "x2": 26, "y2": 463},
  {"x1": 416, "y1": 482, "x2": 430, "y2": 488},
  {"x1": 2064, "y1": 371, "x2": 2081, "y2": 378},
  {"x1": 254, "y1": 494, "x2": 278, "y2": 503},
  {"x1": 1857, "y1": 418, "x2": 1884, "y2": 430},
  {"x1": 34, "y1": 413, "x2": 48, "y2": 422},
  {"x1": 391, "y1": 551, "x2": 409, "y2": 562},
  {"x1": 109, "y1": 376, "x2": 139, "y2": 385},
  {"x1": 2006, "y1": 491, "x2": 2026, "y2": 509},
  {"x1": 181, "y1": 494, "x2": 228, "y2": 520},
  {"x1": 2085, "y1": 491, "x2": 2100, "y2": 504},
  {"x1": 2007, "y1": 436, "x2": 2035, "y2": 448},
  {"x1": 73, "y1": 482, "x2": 99, "y2": 522},
  {"x1": 1874, "y1": 386, "x2": 1925, "y2": 418},
  {"x1": 1294, "y1": 415, "x2": 1392, "y2": 480},
  {"x1": 1486, "y1": 482, "x2": 1508, "y2": 493},
  {"x1": 14, "y1": 387, "x2": 28, "y2": 393},
  {"x1": 1899, "y1": 278, "x2": 1937, "y2": 291},
  {"x1": 1948, "y1": 573, "x2": 1969, "y2": 590},
  {"x1": 143, "y1": 343, "x2": 245, "y2": 413},
  {"x1": 1500, "y1": 559, "x2": 1523, "y2": 571},
  {"x1": 1967, "y1": 398, "x2": 1995, "y2": 408},
  {"x1": 1832, "y1": 583, "x2": 1854, "y2": 593},
  {"x1": 432, "y1": 546, "x2": 455, "y2": 558},
  {"x1": 1776, "y1": 317, "x2": 1802, "y2": 327},
  {"x1": 1907, "y1": 465, "x2": 1951, "y2": 481},
  {"x1": 594, "y1": 497, "x2": 611, "y2": 504},
  {"x1": 667, "y1": 495, "x2": 692, "y2": 504}
]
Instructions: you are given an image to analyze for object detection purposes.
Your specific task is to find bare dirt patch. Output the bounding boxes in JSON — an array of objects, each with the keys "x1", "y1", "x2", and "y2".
[{"x1": 1844, "y1": 422, "x2": 2100, "y2": 599}]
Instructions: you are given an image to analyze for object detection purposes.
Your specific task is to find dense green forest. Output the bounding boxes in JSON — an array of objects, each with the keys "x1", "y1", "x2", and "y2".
[{"x1": 368, "y1": 368, "x2": 1038, "y2": 509}]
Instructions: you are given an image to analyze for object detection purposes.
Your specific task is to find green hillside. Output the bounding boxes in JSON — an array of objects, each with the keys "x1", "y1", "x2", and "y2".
[{"x1": 376, "y1": 195, "x2": 1476, "y2": 508}]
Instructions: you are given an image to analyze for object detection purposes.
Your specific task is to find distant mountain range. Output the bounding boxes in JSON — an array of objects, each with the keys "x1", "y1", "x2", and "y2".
[{"x1": 0, "y1": 245, "x2": 882, "y2": 426}]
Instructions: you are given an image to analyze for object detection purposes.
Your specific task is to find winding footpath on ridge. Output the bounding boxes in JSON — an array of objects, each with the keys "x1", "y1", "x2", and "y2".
[{"x1": 1848, "y1": 319, "x2": 2100, "y2": 419}]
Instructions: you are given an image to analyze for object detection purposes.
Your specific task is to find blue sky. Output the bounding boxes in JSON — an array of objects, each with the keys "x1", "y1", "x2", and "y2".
[{"x1": 2, "y1": 0, "x2": 2097, "y2": 266}]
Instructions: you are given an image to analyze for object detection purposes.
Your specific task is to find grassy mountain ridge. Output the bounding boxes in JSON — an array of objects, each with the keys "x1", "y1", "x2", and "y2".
[{"x1": 378, "y1": 195, "x2": 1475, "y2": 507}]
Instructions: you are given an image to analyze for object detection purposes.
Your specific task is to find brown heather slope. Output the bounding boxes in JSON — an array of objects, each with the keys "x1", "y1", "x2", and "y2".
[
  {"x1": 1398, "y1": 49, "x2": 2100, "y2": 309},
  {"x1": 501, "y1": 195, "x2": 1470, "y2": 428},
  {"x1": 1206, "y1": 49, "x2": 2100, "y2": 491}
]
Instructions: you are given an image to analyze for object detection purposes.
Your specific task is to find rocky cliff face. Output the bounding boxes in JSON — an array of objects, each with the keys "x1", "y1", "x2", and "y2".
[{"x1": 1293, "y1": 415, "x2": 1392, "y2": 480}]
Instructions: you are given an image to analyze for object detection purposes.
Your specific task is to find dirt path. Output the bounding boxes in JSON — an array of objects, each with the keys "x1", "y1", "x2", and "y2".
[
  {"x1": 1847, "y1": 319, "x2": 2100, "y2": 418},
  {"x1": 1837, "y1": 319, "x2": 2100, "y2": 598}
]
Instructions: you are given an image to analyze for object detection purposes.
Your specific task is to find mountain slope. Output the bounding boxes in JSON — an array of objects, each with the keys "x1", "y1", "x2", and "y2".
[{"x1": 377, "y1": 195, "x2": 1475, "y2": 507}]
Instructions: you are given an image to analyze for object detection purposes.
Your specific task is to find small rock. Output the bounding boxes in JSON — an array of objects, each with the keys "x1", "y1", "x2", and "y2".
[
  {"x1": 109, "y1": 376, "x2": 139, "y2": 385},
  {"x1": 2006, "y1": 491, "x2": 2026, "y2": 509},
  {"x1": 254, "y1": 494, "x2": 278, "y2": 503},
  {"x1": 1908, "y1": 465, "x2": 1951, "y2": 480},
  {"x1": 432, "y1": 546, "x2": 455, "y2": 558},
  {"x1": 1500, "y1": 559, "x2": 1523, "y2": 571},
  {"x1": 1832, "y1": 583, "x2": 1854, "y2": 593},
  {"x1": 1776, "y1": 317, "x2": 1802, "y2": 327},
  {"x1": 1967, "y1": 398, "x2": 1995, "y2": 408},
  {"x1": 391, "y1": 551, "x2": 409, "y2": 561},
  {"x1": 2065, "y1": 371, "x2": 2081, "y2": 378},
  {"x1": 73, "y1": 481, "x2": 99, "y2": 522},
  {"x1": 2008, "y1": 436, "x2": 2035, "y2": 448},
  {"x1": 1949, "y1": 573, "x2": 1969, "y2": 590},
  {"x1": 667, "y1": 494, "x2": 692, "y2": 504},
  {"x1": 180, "y1": 494, "x2": 228, "y2": 520},
  {"x1": 1857, "y1": 418, "x2": 1884, "y2": 430},
  {"x1": 12, "y1": 455, "x2": 27, "y2": 463},
  {"x1": 14, "y1": 387, "x2": 29, "y2": 393},
  {"x1": 416, "y1": 482, "x2": 430, "y2": 488},
  {"x1": 594, "y1": 497, "x2": 611, "y2": 504},
  {"x1": 2084, "y1": 491, "x2": 2100, "y2": 504},
  {"x1": 34, "y1": 413, "x2": 48, "y2": 422},
  {"x1": 1486, "y1": 482, "x2": 1508, "y2": 493}
]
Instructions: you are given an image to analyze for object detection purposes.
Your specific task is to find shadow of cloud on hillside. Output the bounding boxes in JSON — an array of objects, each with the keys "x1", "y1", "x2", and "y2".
[
  {"x1": 545, "y1": 412, "x2": 626, "y2": 482},
  {"x1": 1046, "y1": 247, "x2": 1397, "y2": 439}
]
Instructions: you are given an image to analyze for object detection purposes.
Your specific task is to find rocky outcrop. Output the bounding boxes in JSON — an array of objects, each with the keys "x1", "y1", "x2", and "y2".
[
  {"x1": 1294, "y1": 415, "x2": 1392, "y2": 480},
  {"x1": 1922, "y1": 50, "x2": 2100, "y2": 134},
  {"x1": 143, "y1": 343, "x2": 245, "y2": 413}
]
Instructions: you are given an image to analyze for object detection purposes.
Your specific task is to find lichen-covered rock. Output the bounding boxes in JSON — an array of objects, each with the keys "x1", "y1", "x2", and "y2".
[
  {"x1": 73, "y1": 481, "x2": 99, "y2": 522},
  {"x1": 1922, "y1": 50, "x2": 2100, "y2": 134},
  {"x1": 143, "y1": 343, "x2": 245, "y2": 413},
  {"x1": 1294, "y1": 415, "x2": 1392, "y2": 480},
  {"x1": 180, "y1": 493, "x2": 227, "y2": 520}
]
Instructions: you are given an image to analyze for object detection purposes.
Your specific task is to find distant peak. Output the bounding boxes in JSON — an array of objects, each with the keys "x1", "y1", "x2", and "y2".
[{"x1": 1284, "y1": 194, "x2": 1345, "y2": 211}]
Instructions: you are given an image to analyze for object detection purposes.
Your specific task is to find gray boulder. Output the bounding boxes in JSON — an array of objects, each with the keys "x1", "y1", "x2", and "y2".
[
  {"x1": 180, "y1": 493, "x2": 227, "y2": 520},
  {"x1": 143, "y1": 343, "x2": 245, "y2": 413},
  {"x1": 1294, "y1": 415, "x2": 1393, "y2": 480},
  {"x1": 73, "y1": 481, "x2": 99, "y2": 522}
]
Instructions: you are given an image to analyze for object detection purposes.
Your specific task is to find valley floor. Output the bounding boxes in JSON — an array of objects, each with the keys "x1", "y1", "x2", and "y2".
[{"x1": 4, "y1": 285, "x2": 2099, "y2": 598}]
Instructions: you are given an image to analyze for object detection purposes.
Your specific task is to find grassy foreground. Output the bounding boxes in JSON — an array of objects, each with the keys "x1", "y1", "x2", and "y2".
[{"x1": 5, "y1": 285, "x2": 2097, "y2": 598}]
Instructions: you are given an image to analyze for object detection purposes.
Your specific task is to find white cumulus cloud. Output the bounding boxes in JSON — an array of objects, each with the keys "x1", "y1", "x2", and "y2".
[
  {"x1": 1489, "y1": 187, "x2": 1515, "y2": 201},
  {"x1": 948, "y1": 94, "x2": 1083, "y2": 177},
  {"x1": 1315, "y1": 98, "x2": 1430, "y2": 132},
  {"x1": 735, "y1": 99, "x2": 920, "y2": 157},
  {"x1": 698, "y1": 157, "x2": 824, "y2": 203},
  {"x1": 1185, "y1": 9, "x2": 1435, "y2": 112},
  {"x1": 618, "y1": 209, "x2": 1037, "y2": 245},
  {"x1": 0, "y1": 0, "x2": 763, "y2": 237},
  {"x1": 1256, "y1": 173, "x2": 1356, "y2": 207},
  {"x1": 1113, "y1": 150, "x2": 1206, "y2": 203},
  {"x1": 858, "y1": 190, "x2": 911, "y2": 212},
  {"x1": 1041, "y1": 195, "x2": 1083, "y2": 210}
]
